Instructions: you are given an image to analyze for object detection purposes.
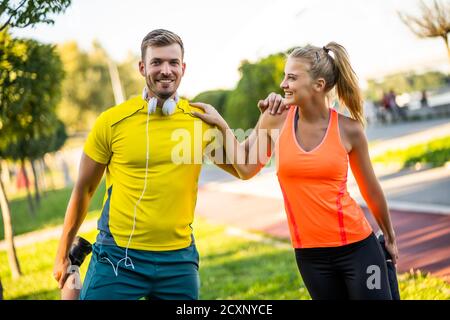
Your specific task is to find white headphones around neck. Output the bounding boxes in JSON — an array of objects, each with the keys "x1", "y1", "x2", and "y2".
[{"x1": 142, "y1": 87, "x2": 179, "y2": 116}]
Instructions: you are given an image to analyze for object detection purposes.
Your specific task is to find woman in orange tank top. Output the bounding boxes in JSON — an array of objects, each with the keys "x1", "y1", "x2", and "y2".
[{"x1": 193, "y1": 42, "x2": 398, "y2": 300}]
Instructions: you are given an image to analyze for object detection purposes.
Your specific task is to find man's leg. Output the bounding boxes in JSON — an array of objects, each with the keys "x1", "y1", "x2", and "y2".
[
  {"x1": 149, "y1": 243, "x2": 200, "y2": 300},
  {"x1": 80, "y1": 243, "x2": 152, "y2": 300}
]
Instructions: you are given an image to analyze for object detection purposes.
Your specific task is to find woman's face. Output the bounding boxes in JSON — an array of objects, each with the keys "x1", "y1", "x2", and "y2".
[{"x1": 280, "y1": 57, "x2": 313, "y2": 106}]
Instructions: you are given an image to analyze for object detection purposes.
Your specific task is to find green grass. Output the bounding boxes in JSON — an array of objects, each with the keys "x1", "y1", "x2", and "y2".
[
  {"x1": 0, "y1": 182, "x2": 106, "y2": 240},
  {"x1": 373, "y1": 136, "x2": 450, "y2": 169},
  {"x1": 398, "y1": 270, "x2": 450, "y2": 300},
  {"x1": 1, "y1": 218, "x2": 449, "y2": 300},
  {"x1": 194, "y1": 223, "x2": 305, "y2": 299}
]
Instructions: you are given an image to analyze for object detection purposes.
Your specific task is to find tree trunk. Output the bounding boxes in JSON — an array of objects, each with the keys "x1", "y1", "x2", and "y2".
[
  {"x1": 30, "y1": 160, "x2": 41, "y2": 205},
  {"x1": 20, "y1": 159, "x2": 35, "y2": 216},
  {"x1": 0, "y1": 174, "x2": 22, "y2": 279},
  {"x1": 38, "y1": 158, "x2": 48, "y2": 194},
  {"x1": 445, "y1": 35, "x2": 450, "y2": 69},
  {"x1": 107, "y1": 57, "x2": 125, "y2": 105},
  {"x1": 42, "y1": 157, "x2": 55, "y2": 191}
]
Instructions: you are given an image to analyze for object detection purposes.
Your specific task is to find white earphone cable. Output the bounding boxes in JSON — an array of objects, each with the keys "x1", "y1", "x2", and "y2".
[{"x1": 102, "y1": 102, "x2": 151, "y2": 276}]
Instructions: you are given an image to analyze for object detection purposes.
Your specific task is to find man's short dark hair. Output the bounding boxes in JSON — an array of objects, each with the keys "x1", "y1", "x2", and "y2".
[{"x1": 141, "y1": 29, "x2": 184, "y2": 60}]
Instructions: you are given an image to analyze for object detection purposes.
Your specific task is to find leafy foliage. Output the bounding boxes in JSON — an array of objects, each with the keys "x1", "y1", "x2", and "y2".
[
  {"x1": 0, "y1": 0, "x2": 71, "y2": 31},
  {"x1": 224, "y1": 53, "x2": 286, "y2": 129},
  {"x1": 373, "y1": 136, "x2": 450, "y2": 168},
  {"x1": 0, "y1": 30, "x2": 66, "y2": 161},
  {"x1": 192, "y1": 89, "x2": 231, "y2": 116},
  {"x1": 56, "y1": 41, "x2": 143, "y2": 132},
  {"x1": 117, "y1": 53, "x2": 145, "y2": 100}
]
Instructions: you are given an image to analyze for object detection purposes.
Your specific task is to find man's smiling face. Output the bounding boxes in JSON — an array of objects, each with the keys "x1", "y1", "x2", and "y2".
[{"x1": 139, "y1": 43, "x2": 186, "y2": 100}]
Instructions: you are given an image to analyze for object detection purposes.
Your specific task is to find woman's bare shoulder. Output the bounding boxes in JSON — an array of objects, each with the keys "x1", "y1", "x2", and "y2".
[
  {"x1": 338, "y1": 113, "x2": 364, "y2": 135},
  {"x1": 338, "y1": 113, "x2": 367, "y2": 152}
]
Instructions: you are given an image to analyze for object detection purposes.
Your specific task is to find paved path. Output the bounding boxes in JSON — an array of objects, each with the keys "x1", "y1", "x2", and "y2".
[
  {"x1": 367, "y1": 120, "x2": 450, "y2": 158},
  {"x1": 365, "y1": 118, "x2": 450, "y2": 143},
  {"x1": 0, "y1": 219, "x2": 97, "y2": 251}
]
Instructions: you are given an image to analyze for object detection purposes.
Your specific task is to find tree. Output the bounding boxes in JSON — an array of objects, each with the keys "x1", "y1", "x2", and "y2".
[
  {"x1": 398, "y1": 0, "x2": 450, "y2": 66},
  {"x1": 0, "y1": 0, "x2": 71, "y2": 31},
  {"x1": 224, "y1": 53, "x2": 285, "y2": 129},
  {"x1": 0, "y1": 31, "x2": 65, "y2": 279},
  {"x1": 0, "y1": 172, "x2": 21, "y2": 279},
  {"x1": 0, "y1": 0, "x2": 71, "y2": 285},
  {"x1": 192, "y1": 89, "x2": 231, "y2": 116},
  {"x1": 117, "y1": 53, "x2": 144, "y2": 100},
  {"x1": 1, "y1": 31, "x2": 65, "y2": 213},
  {"x1": 37, "y1": 118, "x2": 68, "y2": 192},
  {"x1": 56, "y1": 41, "x2": 116, "y2": 132},
  {"x1": 15, "y1": 117, "x2": 68, "y2": 206}
]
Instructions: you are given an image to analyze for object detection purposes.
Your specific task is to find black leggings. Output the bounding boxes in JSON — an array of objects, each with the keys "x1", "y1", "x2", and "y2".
[{"x1": 295, "y1": 233, "x2": 392, "y2": 300}]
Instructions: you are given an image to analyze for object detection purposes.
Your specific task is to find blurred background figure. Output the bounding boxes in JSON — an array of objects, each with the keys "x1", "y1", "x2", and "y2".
[
  {"x1": 388, "y1": 89, "x2": 400, "y2": 122},
  {"x1": 421, "y1": 90, "x2": 429, "y2": 108}
]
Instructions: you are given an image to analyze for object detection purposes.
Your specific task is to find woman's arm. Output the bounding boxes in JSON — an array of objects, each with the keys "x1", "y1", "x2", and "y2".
[
  {"x1": 347, "y1": 123, "x2": 399, "y2": 264},
  {"x1": 192, "y1": 102, "x2": 286, "y2": 180},
  {"x1": 209, "y1": 117, "x2": 264, "y2": 179}
]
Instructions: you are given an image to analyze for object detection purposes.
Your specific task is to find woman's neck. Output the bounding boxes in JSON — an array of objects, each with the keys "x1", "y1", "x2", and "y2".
[{"x1": 298, "y1": 97, "x2": 329, "y2": 123}]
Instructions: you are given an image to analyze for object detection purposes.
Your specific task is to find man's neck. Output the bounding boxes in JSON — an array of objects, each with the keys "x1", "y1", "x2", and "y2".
[{"x1": 146, "y1": 92, "x2": 177, "y2": 107}]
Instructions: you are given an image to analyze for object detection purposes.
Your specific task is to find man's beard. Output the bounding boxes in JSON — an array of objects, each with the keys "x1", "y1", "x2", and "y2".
[
  {"x1": 146, "y1": 77, "x2": 176, "y2": 100},
  {"x1": 157, "y1": 92, "x2": 174, "y2": 100}
]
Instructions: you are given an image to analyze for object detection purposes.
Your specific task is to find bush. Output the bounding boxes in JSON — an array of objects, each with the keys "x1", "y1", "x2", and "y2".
[{"x1": 373, "y1": 136, "x2": 450, "y2": 169}]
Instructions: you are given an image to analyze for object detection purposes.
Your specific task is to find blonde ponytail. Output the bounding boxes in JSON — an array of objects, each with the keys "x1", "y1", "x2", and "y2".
[
  {"x1": 290, "y1": 43, "x2": 365, "y2": 127},
  {"x1": 324, "y1": 42, "x2": 365, "y2": 126}
]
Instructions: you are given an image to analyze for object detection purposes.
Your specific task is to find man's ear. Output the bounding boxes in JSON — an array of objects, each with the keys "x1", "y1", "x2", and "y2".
[
  {"x1": 139, "y1": 61, "x2": 145, "y2": 77},
  {"x1": 181, "y1": 62, "x2": 186, "y2": 76}
]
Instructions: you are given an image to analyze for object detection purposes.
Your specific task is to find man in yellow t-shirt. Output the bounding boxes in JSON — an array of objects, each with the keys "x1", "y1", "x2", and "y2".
[{"x1": 53, "y1": 29, "x2": 239, "y2": 300}]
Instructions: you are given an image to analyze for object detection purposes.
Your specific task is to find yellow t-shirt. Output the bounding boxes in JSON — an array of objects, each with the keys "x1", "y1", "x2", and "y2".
[{"x1": 84, "y1": 96, "x2": 217, "y2": 251}]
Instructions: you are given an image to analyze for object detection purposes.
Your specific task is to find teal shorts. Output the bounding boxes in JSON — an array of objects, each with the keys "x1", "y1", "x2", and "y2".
[{"x1": 79, "y1": 241, "x2": 200, "y2": 300}]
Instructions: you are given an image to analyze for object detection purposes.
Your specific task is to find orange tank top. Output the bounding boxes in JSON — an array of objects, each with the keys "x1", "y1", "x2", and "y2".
[{"x1": 276, "y1": 106, "x2": 372, "y2": 248}]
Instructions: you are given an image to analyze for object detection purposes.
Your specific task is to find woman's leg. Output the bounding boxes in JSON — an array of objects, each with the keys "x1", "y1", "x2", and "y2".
[
  {"x1": 334, "y1": 233, "x2": 392, "y2": 300},
  {"x1": 295, "y1": 249, "x2": 348, "y2": 300}
]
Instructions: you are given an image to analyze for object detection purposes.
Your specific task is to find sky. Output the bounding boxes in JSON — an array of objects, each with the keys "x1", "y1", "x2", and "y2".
[{"x1": 11, "y1": 0, "x2": 449, "y2": 98}]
